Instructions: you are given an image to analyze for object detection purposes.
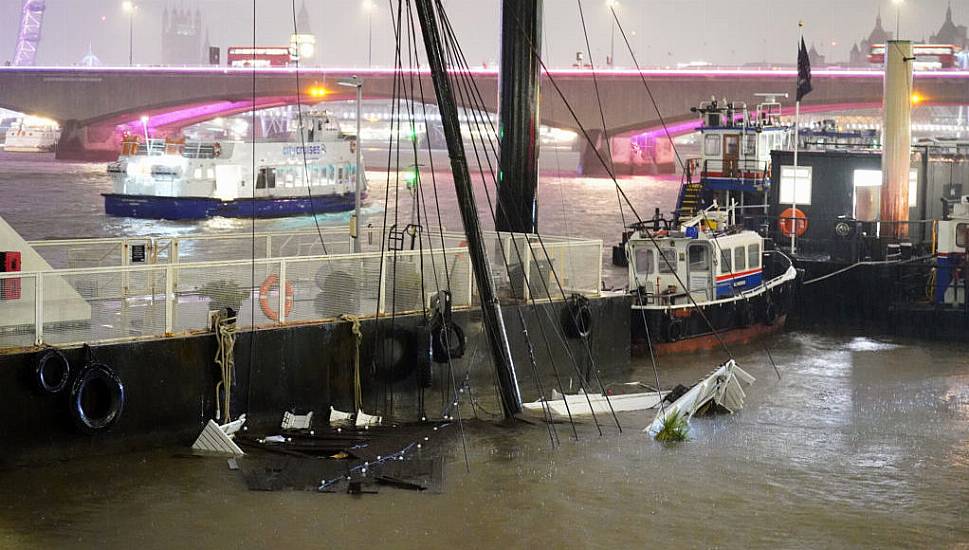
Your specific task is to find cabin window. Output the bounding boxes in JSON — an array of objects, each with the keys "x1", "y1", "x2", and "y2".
[
  {"x1": 688, "y1": 245, "x2": 710, "y2": 271},
  {"x1": 720, "y1": 249, "x2": 732, "y2": 274},
  {"x1": 957, "y1": 224, "x2": 969, "y2": 248},
  {"x1": 657, "y1": 248, "x2": 677, "y2": 274},
  {"x1": 193, "y1": 167, "x2": 202, "y2": 179},
  {"x1": 778, "y1": 166, "x2": 812, "y2": 205},
  {"x1": 734, "y1": 247, "x2": 747, "y2": 272},
  {"x1": 256, "y1": 170, "x2": 266, "y2": 189},
  {"x1": 634, "y1": 248, "x2": 654, "y2": 276},
  {"x1": 748, "y1": 243, "x2": 761, "y2": 269},
  {"x1": 743, "y1": 134, "x2": 757, "y2": 156},
  {"x1": 338, "y1": 167, "x2": 345, "y2": 183},
  {"x1": 703, "y1": 134, "x2": 721, "y2": 157}
]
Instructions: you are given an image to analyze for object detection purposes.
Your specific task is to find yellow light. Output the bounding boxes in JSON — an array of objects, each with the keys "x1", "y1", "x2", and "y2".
[
  {"x1": 911, "y1": 92, "x2": 923, "y2": 105},
  {"x1": 308, "y1": 86, "x2": 329, "y2": 98},
  {"x1": 122, "y1": 1, "x2": 135, "y2": 12}
]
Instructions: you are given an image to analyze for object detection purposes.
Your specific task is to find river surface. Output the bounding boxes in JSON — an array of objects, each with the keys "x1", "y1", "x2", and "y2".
[{"x1": 1, "y1": 152, "x2": 968, "y2": 548}]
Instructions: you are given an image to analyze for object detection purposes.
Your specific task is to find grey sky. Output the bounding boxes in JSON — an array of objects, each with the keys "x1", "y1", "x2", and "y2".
[{"x1": 1, "y1": 0, "x2": 965, "y2": 67}]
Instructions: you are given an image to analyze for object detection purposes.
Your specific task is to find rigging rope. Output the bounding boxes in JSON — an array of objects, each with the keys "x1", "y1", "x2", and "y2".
[
  {"x1": 214, "y1": 314, "x2": 238, "y2": 422},
  {"x1": 339, "y1": 314, "x2": 364, "y2": 411}
]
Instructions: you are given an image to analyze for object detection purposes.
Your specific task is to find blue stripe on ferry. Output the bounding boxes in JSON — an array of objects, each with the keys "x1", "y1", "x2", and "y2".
[{"x1": 103, "y1": 193, "x2": 363, "y2": 220}]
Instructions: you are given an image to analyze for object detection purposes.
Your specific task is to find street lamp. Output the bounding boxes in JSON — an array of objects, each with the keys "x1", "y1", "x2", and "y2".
[
  {"x1": 892, "y1": 0, "x2": 903, "y2": 39},
  {"x1": 606, "y1": 0, "x2": 619, "y2": 67},
  {"x1": 122, "y1": 1, "x2": 136, "y2": 66},
  {"x1": 362, "y1": 0, "x2": 376, "y2": 68},
  {"x1": 338, "y1": 76, "x2": 364, "y2": 252}
]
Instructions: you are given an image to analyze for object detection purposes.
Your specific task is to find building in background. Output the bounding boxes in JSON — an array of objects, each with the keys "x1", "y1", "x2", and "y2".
[
  {"x1": 848, "y1": 12, "x2": 893, "y2": 66},
  {"x1": 289, "y1": 1, "x2": 316, "y2": 64},
  {"x1": 162, "y1": 4, "x2": 205, "y2": 65},
  {"x1": 930, "y1": 4, "x2": 968, "y2": 50}
]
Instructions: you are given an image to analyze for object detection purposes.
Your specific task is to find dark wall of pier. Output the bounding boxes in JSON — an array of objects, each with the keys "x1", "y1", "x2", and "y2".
[{"x1": 0, "y1": 295, "x2": 630, "y2": 467}]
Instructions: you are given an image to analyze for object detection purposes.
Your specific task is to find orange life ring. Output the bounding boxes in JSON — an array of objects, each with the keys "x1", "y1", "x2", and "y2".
[
  {"x1": 778, "y1": 207, "x2": 808, "y2": 238},
  {"x1": 258, "y1": 274, "x2": 294, "y2": 322}
]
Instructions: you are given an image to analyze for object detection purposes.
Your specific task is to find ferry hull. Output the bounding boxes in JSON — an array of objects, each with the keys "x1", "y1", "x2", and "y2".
[{"x1": 103, "y1": 192, "x2": 363, "y2": 220}]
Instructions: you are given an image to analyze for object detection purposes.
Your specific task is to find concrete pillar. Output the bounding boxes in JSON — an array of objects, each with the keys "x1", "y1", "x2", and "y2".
[{"x1": 880, "y1": 40, "x2": 913, "y2": 239}]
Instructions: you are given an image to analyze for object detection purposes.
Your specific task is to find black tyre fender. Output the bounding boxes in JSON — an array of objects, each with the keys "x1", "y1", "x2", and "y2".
[
  {"x1": 431, "y1": 320, "x2": 466, "y2": 363},
  {"x1": 69, "y1": 362, "x2": 126, "y2": 434},
  {"x1": 736, "y1": 301, "x2": 753, "y2": 328},
  {"x1": 35, "y1": 348, "x2": 71, "y2": 394},
  {"x1": 664, "y1": 317, "x2": 684, "y2": 342},
  {"x1": 764, "y1": 301, "x2": 778, "y2": 326},
  {"x1": 562, "y1": 294, "x2": 593, "y2": 339}
]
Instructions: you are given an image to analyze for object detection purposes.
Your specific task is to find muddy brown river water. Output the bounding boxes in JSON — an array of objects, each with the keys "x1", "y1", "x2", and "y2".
[{"x1": 1, "y1": 152, "x2": 968, "y2": 548}]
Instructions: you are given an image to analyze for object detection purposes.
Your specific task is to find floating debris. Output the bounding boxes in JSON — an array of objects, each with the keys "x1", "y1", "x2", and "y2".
[
  {"x1": 191, "y1": 414, "x2": 246, "y2": 457},
  {"x1": 645, "y1": 360, "x2": 754, "y2": 439}
]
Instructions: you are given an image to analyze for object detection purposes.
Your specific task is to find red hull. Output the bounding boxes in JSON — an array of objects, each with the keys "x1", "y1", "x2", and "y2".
[{"x1": 635, "y1": 315, "x2": 787, "y2": 356}]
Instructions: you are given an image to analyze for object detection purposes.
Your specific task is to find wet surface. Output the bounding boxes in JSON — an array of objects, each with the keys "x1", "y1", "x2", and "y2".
[
  {"x1": 0, "y1": 331, "x2": 967, "y2": 548},
  {"x1": 2, "y1": 155, "x2": 968, "y2": 547}
]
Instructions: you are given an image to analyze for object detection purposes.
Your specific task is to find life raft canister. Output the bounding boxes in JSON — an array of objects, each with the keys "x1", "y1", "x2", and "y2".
[
  {"x1": 259, "y1": 274, "x2": 295, "y2": 321},
  {"x1": 778, "y1": 207, "x2": 808, "y2": 238}
]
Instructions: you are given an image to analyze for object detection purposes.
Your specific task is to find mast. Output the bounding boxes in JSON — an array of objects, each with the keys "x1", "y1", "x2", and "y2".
[
  {"x1": 413, "y1": 0, "x2": 523, "y2": 417},
  {"x1": 495, "y1": 0, "x2": 542, "y2": 233}
]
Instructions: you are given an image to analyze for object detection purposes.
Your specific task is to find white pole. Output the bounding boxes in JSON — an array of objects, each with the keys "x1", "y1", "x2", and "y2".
[
  {"x1": 353, "y1": 80, "x2": 363, "y2": 253},
  {"x1": 791, "y1": 99, "x2": 800, "y2": 255}
]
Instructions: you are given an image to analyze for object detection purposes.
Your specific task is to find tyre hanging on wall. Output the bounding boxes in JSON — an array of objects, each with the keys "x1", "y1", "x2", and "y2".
[
  {"x1": 664, "y1": 317, "x2": 684, "y2": 342},
  {"x1": 561, "y1": 294, "x2": 593, "y2": 339},
  {"x1": 68, "y1": 362, "x2": 126, "y2": 434},
  {"x1": 35, "y1": 348, "x2": 71, "y2": 394}
]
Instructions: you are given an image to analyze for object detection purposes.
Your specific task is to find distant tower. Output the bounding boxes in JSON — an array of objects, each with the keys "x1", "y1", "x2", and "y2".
[
  {"x1": 930, "y1": 3, "x2": 968, "y2": 49},
  {"x1": 290, "y1": 1, "x2": 317, "y2": 63},
  {"x1": 13, "y1": 0, "x2": 46, "y2": 66},
  {"x1": 79, "y1": 44, "x2": 102, "y2": 67},
  {"x1": 161, "y1": 3, "x2": 204, "y2": 66},
  {"x1": 849, "y1": 11, "x2": 894, "y2": 66}
]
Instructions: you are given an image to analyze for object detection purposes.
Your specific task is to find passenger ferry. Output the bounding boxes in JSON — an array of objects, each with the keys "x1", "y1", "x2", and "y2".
[
  {"x1": 103, "y1": 112, "x2": 366, "y2": 219},
  {"x1": 2, "y1": 117, "x2": 60, "y2": 153}
]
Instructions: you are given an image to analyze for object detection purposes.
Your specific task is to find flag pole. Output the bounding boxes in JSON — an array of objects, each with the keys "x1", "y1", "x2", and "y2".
[{"x1": 791, "y1": 22, "x2": 804, "y2": 255}]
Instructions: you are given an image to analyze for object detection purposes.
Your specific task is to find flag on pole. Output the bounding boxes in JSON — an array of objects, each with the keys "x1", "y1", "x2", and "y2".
[{"x1": 796, "y1": 37, "x2": 813, "y2": 102}]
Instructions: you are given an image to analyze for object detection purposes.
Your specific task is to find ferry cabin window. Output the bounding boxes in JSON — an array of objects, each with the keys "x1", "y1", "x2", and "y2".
[
  {"x1": 957, "y1": 224, "x2": 969, "y2": 248},
  {"x1": 256, "y1": 168, "x2": 276, "y2": 189},
  {"x1": 256, "y1": 169, "x2": 266, "y2": 189},
  {"x1": 634, "y1": 248, "x2": 654, "y2": 276},
  {"x1": 720, "y1": 249, "x2": 732, "y2": 274},
  {"x1": 778, "y1": 166, "x2": 812, "y2": 205},
  {"x1": 734, "y1": 246, "x2": 746, "y2": 272},
  {"x1": 703, "y1": 134, "x2": 721, "y2": 157},
  {"x1": 747, "y1": 243, "x2": 761, "y2": 269}
]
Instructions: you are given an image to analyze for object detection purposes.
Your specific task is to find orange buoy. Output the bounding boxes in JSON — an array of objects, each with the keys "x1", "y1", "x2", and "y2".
[
  {"x1": 258, "y1": 274, "x2": 294, "y2": 322},
  {"x1": 778, "y1": 207, "x2": 808, "y2": 238}
]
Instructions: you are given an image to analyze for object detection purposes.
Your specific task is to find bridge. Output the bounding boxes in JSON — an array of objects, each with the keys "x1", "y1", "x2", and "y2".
[{"x1": 1, "y1": 66, "x2": 967, "y2": 170}]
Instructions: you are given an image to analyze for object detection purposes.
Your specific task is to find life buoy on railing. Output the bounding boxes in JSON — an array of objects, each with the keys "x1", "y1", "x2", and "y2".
[
  {"x1": 259, "y1": 274, "x2": 294, "y2": 322},
  {"x1": 69, "y1": 361, "x2": 126, "y2": 434},
  {"x1": 35, "y1": 348, "x2": 70, "y2": 394},
  {"x1": 778, "y1": 207, "x2": 808, "y2": 238}
]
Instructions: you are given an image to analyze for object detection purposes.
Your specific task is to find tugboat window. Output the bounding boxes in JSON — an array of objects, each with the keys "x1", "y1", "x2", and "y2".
[
  {"x1": 688, "y1": 245, "x2": 710, "y2": 271},
  {"x1": 734, "y1": 247, "x2": 746, "y2": 272},
  {"x1": 634, "y1": 248, "x2": 654, "y2": 276},
  {"x1": 748, "y1": 243, "x2": 760, "y2": 268},
  {"x1": 957, "y1": 224, "x2": 969, "y2": 248},
  {"x1": 658, "y1": 248, "x2": 677, "y2": 274},
  {"x1": 720, "y1": 249, "x2": 732, "y2": 273},
  {"x1": 743, "y1": 134, "x2": 757, "y2": 156}
]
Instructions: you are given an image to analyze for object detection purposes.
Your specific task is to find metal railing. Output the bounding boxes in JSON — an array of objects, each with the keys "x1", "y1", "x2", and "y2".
[{"x1": 2, "y1": 230, "x2": 602, "y2": 350}]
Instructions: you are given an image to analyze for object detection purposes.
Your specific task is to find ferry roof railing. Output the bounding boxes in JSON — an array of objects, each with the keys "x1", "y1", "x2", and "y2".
[{"x1": 2, "y1": 229, "x2": 603, "y2": 350}]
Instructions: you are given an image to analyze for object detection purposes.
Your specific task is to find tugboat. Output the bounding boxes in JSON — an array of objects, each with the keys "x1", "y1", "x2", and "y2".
[
  {"x1": 2, "y1": 117, "x2": 60, "y2": 153},
  {"x1": 617, "y1": 96, "x2": 797, "y2": 354},
  {"x1": 103, "y1": 111, "x2": 366, "y2": 219},
  {"x1": 626, "y1": 204, "x2": 796, "y2": 355}
]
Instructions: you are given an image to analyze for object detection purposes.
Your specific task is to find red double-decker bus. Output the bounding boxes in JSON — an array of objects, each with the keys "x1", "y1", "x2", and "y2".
[
  {"x1": 226, "y1": 46, "x2": 292, "y2": 68},
  {"x1": 868, "y1": 43, "x2": 961, "y2": 69}
]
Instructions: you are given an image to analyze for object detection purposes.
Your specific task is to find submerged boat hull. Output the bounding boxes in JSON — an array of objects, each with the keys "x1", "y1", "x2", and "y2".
[
  {"x1": 631, "y1": 269, "x2": 796, "y2": 356},
  {"x1": 103, "y1": 192, "x2": 363, "y2": 220}
]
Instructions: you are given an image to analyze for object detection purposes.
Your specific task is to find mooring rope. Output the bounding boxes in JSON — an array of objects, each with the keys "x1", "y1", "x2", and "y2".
[
  {"x1": 340, "y1": 314, "x2": 364, "y2": 412},
  {"x1": 214, "y1": 314, "x2": 238, "y2": 422}
]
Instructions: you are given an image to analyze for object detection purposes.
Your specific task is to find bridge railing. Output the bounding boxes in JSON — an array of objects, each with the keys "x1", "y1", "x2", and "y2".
[{"x1": 2, "y1": 233, "x2": 601, "y2": 350}]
